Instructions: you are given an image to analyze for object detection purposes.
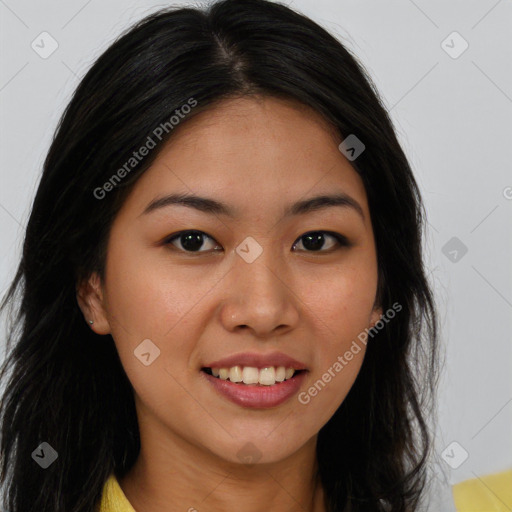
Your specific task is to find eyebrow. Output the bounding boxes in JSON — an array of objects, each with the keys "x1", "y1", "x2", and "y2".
[{"x1": 140, "y1": 192, "x2": 365, "y2": 221}]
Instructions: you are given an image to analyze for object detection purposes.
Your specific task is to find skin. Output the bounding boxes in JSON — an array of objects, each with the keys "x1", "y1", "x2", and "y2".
[{"x1": 77, "y1": 95, "x2": 382, "y2": 512}]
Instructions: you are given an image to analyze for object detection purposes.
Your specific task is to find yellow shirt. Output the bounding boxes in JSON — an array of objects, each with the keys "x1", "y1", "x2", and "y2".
[
  {"x1": 98, "y1": 473, "x2": 136, "y2": 512},
  {"x1": 452, "y1": 469, "x2": 512, "y2": 512},
  {"x1": 99, "y1": 469, "x2": 512, "y2": 511}
]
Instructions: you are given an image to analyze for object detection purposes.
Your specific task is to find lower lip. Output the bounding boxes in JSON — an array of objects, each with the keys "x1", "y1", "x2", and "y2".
[{"x1": 202, "y1": 371, "x2": 307, "y2": 409}]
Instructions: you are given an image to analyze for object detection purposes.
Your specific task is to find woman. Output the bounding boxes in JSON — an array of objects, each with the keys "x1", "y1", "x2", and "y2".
[{"x1": 0, "y1": 0, "x2": 439, "y2": 510}]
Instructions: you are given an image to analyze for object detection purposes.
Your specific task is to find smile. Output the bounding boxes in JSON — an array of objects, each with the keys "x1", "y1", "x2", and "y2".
[
  {"x1": 201, "y1": 366, "x2": 308, "y2": 409},
  {"x1": 202, "y1": 365, "x2": 304, "y2": 386}
]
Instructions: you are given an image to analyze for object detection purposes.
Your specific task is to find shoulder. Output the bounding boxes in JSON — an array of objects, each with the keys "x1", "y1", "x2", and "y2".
[{"x1": 451, "y1": 468, "x2": 512, "y2": 512}]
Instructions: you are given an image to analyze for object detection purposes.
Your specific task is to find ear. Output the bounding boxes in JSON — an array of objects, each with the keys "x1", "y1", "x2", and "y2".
[
  {"x1": 76, "y1": 271, "x2": 111, "y2": 335},
  {"x1": 369, "y1": 304, "x2": 383, "y2": 329}
]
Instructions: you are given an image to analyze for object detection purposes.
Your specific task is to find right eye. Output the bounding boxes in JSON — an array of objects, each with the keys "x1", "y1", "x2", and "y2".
[{"x1": 164, "y1": 230, "x2": 222, "y2": 254}]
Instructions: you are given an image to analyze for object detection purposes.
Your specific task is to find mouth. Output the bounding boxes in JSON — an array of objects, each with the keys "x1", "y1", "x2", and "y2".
[
  {"x1": 200, "y1": 365, "x2": 308, "y2": 409},
  {"x1": 200, "y1": 352, "x2": 309, "y2": 408},
  {"x1": 201, "y1": 366, "x2": 307, "y2": 386}
]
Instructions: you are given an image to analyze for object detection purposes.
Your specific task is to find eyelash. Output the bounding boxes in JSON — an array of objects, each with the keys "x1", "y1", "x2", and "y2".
[{"x1": 163, "y1": 230, "x2": 350, "y2": 254}]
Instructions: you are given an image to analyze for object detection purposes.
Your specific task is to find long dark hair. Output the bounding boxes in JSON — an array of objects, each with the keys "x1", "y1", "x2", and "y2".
[{"x1": 0, "y1": 1, "x2": 439, "y2": 510}]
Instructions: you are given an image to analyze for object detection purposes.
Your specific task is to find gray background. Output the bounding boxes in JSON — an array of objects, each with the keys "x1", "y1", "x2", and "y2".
[{"x1": 1, "y1": 1, "x2": 511, "y2": 510}]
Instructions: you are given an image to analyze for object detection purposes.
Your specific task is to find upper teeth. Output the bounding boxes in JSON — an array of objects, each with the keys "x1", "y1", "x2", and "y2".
[{"x1": 211, "y1": 366, "x2": 296, "y2": 385}]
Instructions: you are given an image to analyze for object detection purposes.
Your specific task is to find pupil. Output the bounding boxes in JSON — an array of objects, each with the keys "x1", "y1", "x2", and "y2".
[
  {"x1": 181, "y1": 231, "x2": 204, "y2": 251},
  {"x1": 302, "y1": 232, "x2": 324, "y2": 251}
]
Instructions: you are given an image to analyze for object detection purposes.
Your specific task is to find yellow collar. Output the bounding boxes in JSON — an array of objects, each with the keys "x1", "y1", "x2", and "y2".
[
  {"x1": 99, "y1": 468, "x2": 512, "y2": 511},
  {"x1": 99, "y1": 473, "x2": 136, "y2": 512}
]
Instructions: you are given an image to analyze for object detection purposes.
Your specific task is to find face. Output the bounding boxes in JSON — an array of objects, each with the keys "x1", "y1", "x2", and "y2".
[{"x1": 78, "y1": 95, "x2": 382, "y2": 465}]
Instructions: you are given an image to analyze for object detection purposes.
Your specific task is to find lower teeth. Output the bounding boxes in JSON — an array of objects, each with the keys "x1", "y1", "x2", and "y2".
[{"x1": 223, "y1": 380, "x2": 282, "y2": 386}]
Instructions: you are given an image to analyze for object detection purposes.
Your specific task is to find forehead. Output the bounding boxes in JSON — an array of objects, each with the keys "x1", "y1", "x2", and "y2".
[
  {"x1": 118, "y1": 95, "x2": 370, "y2": 221},
  {"x1": 164, "y1": 95, "x2": 342, "y2": 160}
]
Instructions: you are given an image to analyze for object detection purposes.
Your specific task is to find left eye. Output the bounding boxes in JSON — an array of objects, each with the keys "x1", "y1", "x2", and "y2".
[
  {"x1": 164, "y1": 230, "x2": 348, "y2": 253},
  {"x1": 292, "y1": 231, "x2": 348, "y2": 252}
]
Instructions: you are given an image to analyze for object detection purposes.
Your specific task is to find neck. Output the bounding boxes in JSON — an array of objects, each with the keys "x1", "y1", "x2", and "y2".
[{"x1": 119, "y1": 415, "x2": 326, "y2": 512}]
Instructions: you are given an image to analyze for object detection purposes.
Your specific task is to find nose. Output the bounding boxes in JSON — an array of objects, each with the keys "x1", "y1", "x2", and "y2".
[{"x1": 218, "y1": 246, "x2": 300, "y2": 338}]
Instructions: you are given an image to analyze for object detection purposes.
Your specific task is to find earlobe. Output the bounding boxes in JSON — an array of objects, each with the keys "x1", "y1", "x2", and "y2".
[
  {"x1": 76, "y1": 272, "x2": 111, "y2": 335},
  {"x1": 370, "y1": 306, "x2": 383, "y2": 328}
]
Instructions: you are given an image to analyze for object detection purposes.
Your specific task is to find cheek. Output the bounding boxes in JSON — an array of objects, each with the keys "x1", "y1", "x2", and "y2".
[
  {"x1": 294, "y1": 262, "x2": 376, "y2": 416},
  {"x1": 303, "y1": 263, "x2": 378, "y2": 344},
  {"x1": 103, "y1": 239, "x2": 207, "y2": 343},
  {"x1": 297, "y1": 350, "x2": 364, "y2": 431},
  {"x1": 102, "y1": 245, "x2": 206, "y2": 402},
  {"x1": 102, "y1": 249, "x2": 199, "y2": 418}
]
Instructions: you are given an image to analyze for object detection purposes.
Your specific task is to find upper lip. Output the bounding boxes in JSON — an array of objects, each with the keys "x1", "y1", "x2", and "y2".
[{"x1": 203, "y1": 351, "x2": 308, "y2": 370}]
